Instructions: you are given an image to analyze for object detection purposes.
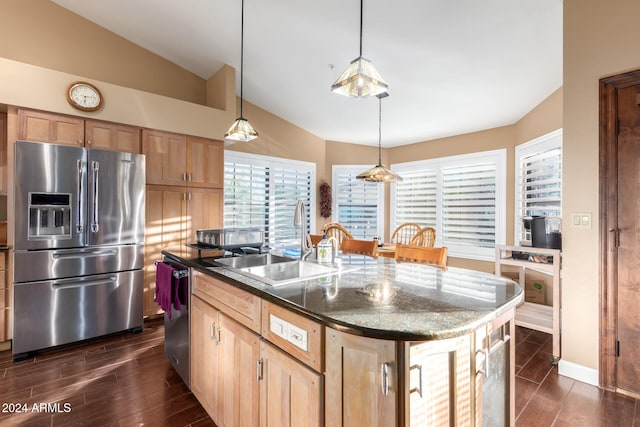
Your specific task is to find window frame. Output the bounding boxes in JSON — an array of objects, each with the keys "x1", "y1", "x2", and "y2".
[
  {"x1": 514, "y1": 128, "x2": 563, "y2": 245},
  {"x1": 224, "y1": 150, "x2": 316, "y2": 249},
  {"x1": 331, "y1": 165, "x2": 385, "y2": 240},
  {"x1": 391, "y1": 149, "x2": 507, "y2": 261}
]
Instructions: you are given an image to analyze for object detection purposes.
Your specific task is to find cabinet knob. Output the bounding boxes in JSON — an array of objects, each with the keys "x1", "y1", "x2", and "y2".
[{"x1": 87, "y1": 140, "x2": 92, "y2": 145}]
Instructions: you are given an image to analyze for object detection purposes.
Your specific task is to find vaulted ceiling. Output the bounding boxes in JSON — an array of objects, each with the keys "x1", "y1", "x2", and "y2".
[{"x1": 51, "y1": 0, "x2": 562, "y2": 147}]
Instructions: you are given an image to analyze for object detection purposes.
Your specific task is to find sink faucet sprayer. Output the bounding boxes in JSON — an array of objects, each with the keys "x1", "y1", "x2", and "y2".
[{"x1": 294, "y1": 200, "x2": 312, "y2": 260}]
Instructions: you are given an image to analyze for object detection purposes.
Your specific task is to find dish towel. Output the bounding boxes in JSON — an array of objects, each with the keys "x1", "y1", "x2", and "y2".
[
  {"x1": 155, "y1": 262, "x2": 175, "y2": 319},
  {"x1": 173, "y1": 275, "x2": 188, "y2": 311}
]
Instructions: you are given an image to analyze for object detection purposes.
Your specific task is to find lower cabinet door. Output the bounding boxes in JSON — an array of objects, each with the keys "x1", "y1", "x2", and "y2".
[
  {"x1": 259, "y1": 341, "x2": 322, "y2": 427},
  {"x1": 190, "y1": 296, "x2": 220, "y2": 421},
  {"x1": 217, "y1": 312, "x2": 261, "y2": 427},
  {"x1": 325, "y1": 329, "x2": 397, "y2": 427}
]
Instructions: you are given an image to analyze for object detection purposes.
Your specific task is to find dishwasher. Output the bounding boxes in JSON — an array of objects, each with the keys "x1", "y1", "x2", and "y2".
[{"x1": 158, "y1": 258, "x2": 191, "y2": 388}]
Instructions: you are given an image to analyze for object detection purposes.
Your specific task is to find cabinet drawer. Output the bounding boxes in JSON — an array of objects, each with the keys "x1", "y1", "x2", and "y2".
[
  {"x1": 192, "y1": 271, "x2": 261, "y2": 333},
  {"x1": 261, "y1": 301, "x2": 323, "y2": 372},
  {"x1": 0, "y1": 252, "x2": 5, "y2": 271}
]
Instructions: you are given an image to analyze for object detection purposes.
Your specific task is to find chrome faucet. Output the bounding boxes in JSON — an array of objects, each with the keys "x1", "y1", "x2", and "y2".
[{"x1": 293, "y1": 200, "x2": 312, "y2": 260}]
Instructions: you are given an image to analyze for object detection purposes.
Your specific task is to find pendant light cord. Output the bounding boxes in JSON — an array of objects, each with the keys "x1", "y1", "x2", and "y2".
[
  {"x1": 359, "y1": 0, "x2": 363, "y2": 57},
  {"x1": 239, "y1": 0, "x2": 245, "y2": 118},
  {"x1": 378, "y1": 97, "x2": 382, "y2": 165}
]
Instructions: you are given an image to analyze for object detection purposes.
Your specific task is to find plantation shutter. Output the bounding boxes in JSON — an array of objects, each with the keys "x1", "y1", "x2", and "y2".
[
  {"x1": 393, "y1": 169, "x2": 438, "y2": 230},
  {"x1": 333, "y1": 168, "x2": 384, "y2": 239},
  {"x1": 271, "y1": 166, "x2": 313, "y2": 246},
  {"x1": 442, "y1": 162, "x2": 497, "y2": 249},
  {"x1": 224, "y1": 161, "x2": 270, "y2": 240},
  {"x1": 515, "y1": 130, "x2": 562, "y2": 243}
]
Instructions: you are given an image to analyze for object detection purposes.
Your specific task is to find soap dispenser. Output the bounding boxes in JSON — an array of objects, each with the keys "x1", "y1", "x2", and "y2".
[{"x1": 316, "y1": 232, "x2": 338, "y2": 264}]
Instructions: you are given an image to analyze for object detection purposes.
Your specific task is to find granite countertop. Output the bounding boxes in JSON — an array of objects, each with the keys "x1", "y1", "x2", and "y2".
[{"x1": 163, "y1": 246, "x2": 523, "y2": 341}]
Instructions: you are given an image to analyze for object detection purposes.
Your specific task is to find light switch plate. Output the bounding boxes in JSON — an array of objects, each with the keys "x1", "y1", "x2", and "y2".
[{"x1": 571, "y1": 212, "x2": 592, "y2": 229}]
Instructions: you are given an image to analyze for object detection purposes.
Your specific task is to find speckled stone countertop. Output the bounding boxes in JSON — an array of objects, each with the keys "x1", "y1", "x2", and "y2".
[{"x1": 163, "y1": 246, "x2": 523, "y2": 341}]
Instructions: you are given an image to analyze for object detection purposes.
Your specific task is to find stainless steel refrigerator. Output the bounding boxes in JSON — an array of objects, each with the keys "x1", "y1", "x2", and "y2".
[{"x1": 12, "y1": 140, "x2": 145, "y2": 359}]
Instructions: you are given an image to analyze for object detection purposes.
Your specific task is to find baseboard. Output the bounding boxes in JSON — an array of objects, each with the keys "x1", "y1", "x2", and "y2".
[{"x1": 558, "y1": 359, "x2": 599, "y2": 386}]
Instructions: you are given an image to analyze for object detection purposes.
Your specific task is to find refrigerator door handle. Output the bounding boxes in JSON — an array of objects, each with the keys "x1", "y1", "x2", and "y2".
[
  {"x1": 76, "y1": 159, "x2": 84, "y2": 233},
  {"x1": 91, "y1": 161, "x2": 100, "y2": 233},
  {"x1": 51, "y1": 249, "x2": 118, "y2": 259}
]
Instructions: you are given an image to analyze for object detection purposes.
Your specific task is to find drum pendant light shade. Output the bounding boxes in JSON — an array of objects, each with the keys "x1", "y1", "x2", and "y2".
[
  {"x1": 225, "y1": 0, "x2": 258, "y2": 143},
  {"x1": 331, "y1": 0, "x2": 388, "y2": 98},
  {"x1": 357, "y1": 93, "x2": 402, "y2": 183}
]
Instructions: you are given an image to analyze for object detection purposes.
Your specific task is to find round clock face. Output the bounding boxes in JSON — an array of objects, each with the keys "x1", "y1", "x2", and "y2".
[{"x1": 67, "y1": 82, "x2": 103, "y2": 111}]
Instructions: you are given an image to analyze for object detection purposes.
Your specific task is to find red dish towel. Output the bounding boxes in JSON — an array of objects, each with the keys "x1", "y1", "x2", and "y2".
[{"x1": 155, "y1": 262, "x2": 175, "y2": 319}]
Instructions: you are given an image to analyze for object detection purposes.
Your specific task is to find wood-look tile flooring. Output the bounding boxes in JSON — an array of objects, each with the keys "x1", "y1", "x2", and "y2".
[{"x1": 0, "y1": 320, "x2": 638, "y2": 426}]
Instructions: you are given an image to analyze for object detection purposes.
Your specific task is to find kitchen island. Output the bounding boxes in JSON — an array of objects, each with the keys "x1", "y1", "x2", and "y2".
[{"x1": 163, "y1": 247, "x2": 523, "y2": 427}]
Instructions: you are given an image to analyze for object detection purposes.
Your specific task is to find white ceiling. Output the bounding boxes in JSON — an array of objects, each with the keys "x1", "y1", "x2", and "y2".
[{"x1": 51, "y1": 0, "x2": 562, "y2": 147}]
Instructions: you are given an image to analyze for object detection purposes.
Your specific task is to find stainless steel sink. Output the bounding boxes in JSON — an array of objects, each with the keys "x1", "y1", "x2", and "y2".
[
  {"x1": 236, "y1": 261, "x2": 342, "y2": 286},
  {"x1": 213, "y1": 253, "x2": 294, "y2": 269}
]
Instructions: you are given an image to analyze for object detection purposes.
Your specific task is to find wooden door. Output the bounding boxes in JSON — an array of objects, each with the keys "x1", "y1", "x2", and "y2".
[
  {"x1": 142, "y1": 129, "x2": 187, "y2": 185},
  {"x1": 186, "y1": 188, "x2": 223, "y2": 243},
  {"x1": 187, "y1": 136, "x2": 224, "y2": 188},
  {"x1": 325, "y1": 329, "x2": 397, "y2": 427},
  {"x1": 18, "y1": 109, "x2": 84, "y2": 146},
  {"x1": 600, "y1": 70, "x2": 640, "y2": 393},
  {"x1": 614, "y1": 84, "x2": 640, "y2": 393},
  {"x1": 144, "y1": 185, "x2": 186, "y2": 317},
  {"x1": 259, "y1": 341, "x2": 321, "y2": 427},
  {"x1": 217, "y1": 312, "x2": 260, "y2": 427},
  {"x1": 191, "y1": 295, "x2": 221, "y2": 422},
  {"x1": 85, "y1": 119, "x2": 141, "y2": 153}
]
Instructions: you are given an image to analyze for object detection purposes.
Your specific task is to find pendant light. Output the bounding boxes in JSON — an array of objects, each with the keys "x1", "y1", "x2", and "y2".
[
  {"x1": 225, "y1": 0, "x2": 258, "y2": 143},
  {"x1": 356, "y1": 92, "x2": 402, "y2": 183},
  {"x1": 331, "y1": 0, "x2": 388, "y2": 98}
]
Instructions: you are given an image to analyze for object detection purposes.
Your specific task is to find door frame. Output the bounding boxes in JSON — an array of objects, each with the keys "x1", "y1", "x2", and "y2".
[{"x1": 599, "y1": 68, "x2": 640, "y2": 390}]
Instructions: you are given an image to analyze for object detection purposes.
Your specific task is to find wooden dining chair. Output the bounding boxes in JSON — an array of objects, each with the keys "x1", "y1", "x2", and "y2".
[
  {"x1": 340, "y1": 238, "x2": 378, "y2": 258},
  {"x1": 410, "y1": 226, "x2": 437, "y2": 248},
  {"x1": 394, "y1": 244, "x2": 448, "y2": 267},
  {"x1": 390, "y1": 222, "x2": 421, "y2": 245},
  {"x1": 322, "y1": 222, "x2": 354, "y2": 246}
]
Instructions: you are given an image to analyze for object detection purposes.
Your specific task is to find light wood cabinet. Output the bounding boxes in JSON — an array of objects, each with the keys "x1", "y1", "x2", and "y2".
[
  {"x1": 186, "y1": 188, "x2": 223, "y2": 244},
  {"x1": 17, "y1": 109, "x2": 141, "y2": 153},
  {"x1": 18, "y1": 109, "x2": 84, "y2": 146},
  {"x1": 325, "y1": 329, "x2": 397, "y2": 427},
  {"x1": 0, "y1": 113, "x2": 7, "y2": 194},
  {"x1": 192, "y1": 272, "x2": 260, "y2": 426},
  {"x1": 259, "y1": 340, "x2": 322, "y2": 427},
  {"x1": 191, "y1": 295, "x2": 221, "y2": 421},
  {"x1": 405, "y1": 335, "x2": 473, "y2": 426},
  {"x1": 142, "y1": 130, "x2": 224, "y2": 188},
  {"x1": 142, "y1": 129, "x2": 187, "y2": 186},
  {"x1": 217, "y1": 311, "x2": 261, "y2": 427},
  {"x1": 85, "y1": 119, "x2": 140, "y2": 153},
  {"x1": 187, "y1": 135, "x2": 224, "y2": 188}
]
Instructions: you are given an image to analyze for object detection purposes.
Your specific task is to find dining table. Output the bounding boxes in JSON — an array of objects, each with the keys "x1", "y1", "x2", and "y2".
[{"x1": 376, "y1": 243, "x2": 396, "y2": 258}]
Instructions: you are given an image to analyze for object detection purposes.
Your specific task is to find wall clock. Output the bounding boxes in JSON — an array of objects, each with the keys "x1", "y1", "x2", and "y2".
[{"x1": 66, "y1": 81, "x2": 103, "y2": 112}]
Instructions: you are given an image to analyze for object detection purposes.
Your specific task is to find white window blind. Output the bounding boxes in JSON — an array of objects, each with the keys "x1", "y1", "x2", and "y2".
[
  {"x1": 225, "y1": 151, "x2": 315, "y2": 249},
  {"x1": 515, "y1": 129, "x2": 562, "y2": 244},
  {"x1": 391, "y1": 149, "x2": 506, "y2": 261},
  {"x1": 332, "y1": 166, "x2": 384, "y2": 239}
]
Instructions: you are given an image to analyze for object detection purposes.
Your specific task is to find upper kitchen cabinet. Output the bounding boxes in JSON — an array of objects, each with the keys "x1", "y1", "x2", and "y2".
[
  {"x1": 187, "y1": 136, "x2": 223, "y2": 188},
  {"x1": 0, "y1": 113, "x2": 6, "y2": 194},
  {"x1": 85, "y1": 120, "x2": 140, "y2": 153},
  {"x1": 142, "y1": 129, "x2": 187, "y2": 186},
  {"x1": 143, "y1": 130, "x2": 223, "y2": 188},
  {"x1": 18, "y1": 109, "x2": 84, "y2": 147},
  {"x1": 17, "y1": 109, "x2": 141, "y2": 153}
]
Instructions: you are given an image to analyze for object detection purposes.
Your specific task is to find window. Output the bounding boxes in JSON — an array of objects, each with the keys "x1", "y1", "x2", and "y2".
[
  {"x1": 391, "y1": 149, "x2": 506, "y2": 261},
  {"x1": 332, "y1": 166, "x2": 385, "y2": 239},
  {"x1": 224, "y1": 151, "x2": 316, "y2": 249},
  {"x1": 514, "y1": 129, "x2": 562, "y2": 244}
]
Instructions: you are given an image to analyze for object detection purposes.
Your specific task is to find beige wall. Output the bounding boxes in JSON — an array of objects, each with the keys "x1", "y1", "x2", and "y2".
[
  {"x1": 0, "y1": 0, "x2": 206, "y2": 104},
  {"x1": 562, "y1": 0, "x2": 640, "y2": 371}
]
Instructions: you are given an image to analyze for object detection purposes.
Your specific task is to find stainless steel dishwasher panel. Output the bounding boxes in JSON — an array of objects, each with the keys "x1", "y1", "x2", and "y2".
[
  {"x1": 13, "y1": 269, "x2": 143, "y2": 355},
  {"x1": 161, "y1": 260, "x2": 191, "y2": 388}
]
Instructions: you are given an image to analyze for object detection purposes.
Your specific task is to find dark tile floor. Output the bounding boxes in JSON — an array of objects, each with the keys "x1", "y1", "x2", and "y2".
[
  {"x1": 0, "y1": 320, "x2": 637, "y2": 426},
  {"x1": 515, "y1": 326, "x2": 640, "y2": 426}
]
